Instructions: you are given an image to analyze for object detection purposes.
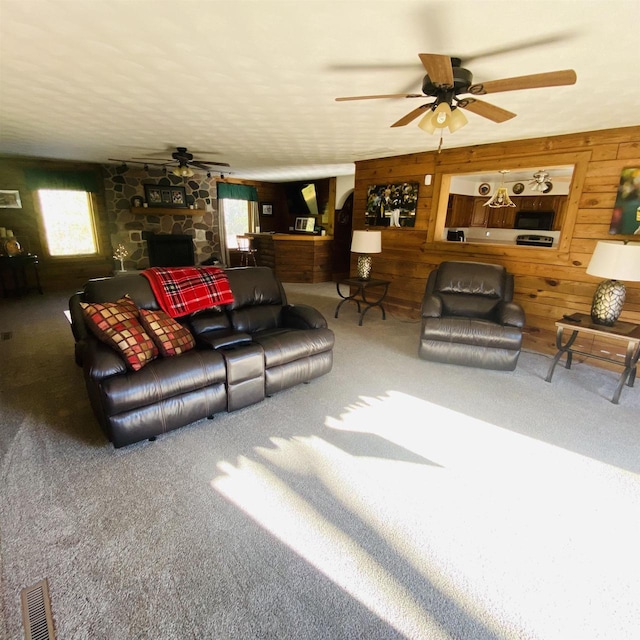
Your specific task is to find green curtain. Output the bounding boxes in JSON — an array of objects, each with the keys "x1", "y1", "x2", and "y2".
[
  {"x1": 216, "y1": 182, "x2": 258, "y2": 202},
  {"x1": 24, "y1": 168, "x2": 101, "y2": 193}
]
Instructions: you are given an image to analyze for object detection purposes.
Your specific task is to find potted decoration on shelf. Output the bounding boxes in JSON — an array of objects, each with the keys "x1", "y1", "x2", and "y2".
[{"x1": 113, "y1": 243, "x2": 128, "y2": 272}]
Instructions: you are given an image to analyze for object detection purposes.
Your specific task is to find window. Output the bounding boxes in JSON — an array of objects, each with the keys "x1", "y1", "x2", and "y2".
[
  {"x1": 223, "y1": 198, "x2": 250, "y2": 249},
  {"x1": 37, "y1": 189, "x2": 98, "y2": 256}
]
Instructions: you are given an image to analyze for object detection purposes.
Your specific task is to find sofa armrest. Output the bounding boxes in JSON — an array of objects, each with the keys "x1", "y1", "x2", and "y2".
[
  {"x1": 281, "y1": 304, "x2": 328, "y2": 330},
  {"x1": 498, "y1": 302, "x2": 526, "y2": 328},
  {"x1": 83, "y1": 336, "x2": 127, "y2": 381},
  {"x1": 69, "y1": 292, "x2": 89, "y2": 343},
  {"x1": 421, "y1": 294, "x2": 443, "y2": 318}
]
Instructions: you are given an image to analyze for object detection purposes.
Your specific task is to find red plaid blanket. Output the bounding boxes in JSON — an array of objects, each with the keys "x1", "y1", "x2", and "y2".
[{"x1": 141, "y1": 267, "x2": 234, "y2": 318}]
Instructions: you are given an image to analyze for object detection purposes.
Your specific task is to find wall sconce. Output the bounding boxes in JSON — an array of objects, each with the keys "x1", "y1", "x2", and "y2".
[
  {"x1": 586, "y1": 240, "x2": 640, "y2": 325},
  {"x1": 351, "y1": 230, "x2": 382, "y2": 280}
]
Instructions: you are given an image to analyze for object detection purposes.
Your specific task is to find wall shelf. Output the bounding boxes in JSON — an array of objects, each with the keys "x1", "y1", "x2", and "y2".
[{"x1": 131, "y1": 207, "x2": 205, "y2": 216}]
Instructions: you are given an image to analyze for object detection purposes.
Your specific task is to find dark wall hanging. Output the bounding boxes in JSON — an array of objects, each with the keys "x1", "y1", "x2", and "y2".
[{"x1": 365, "y1": 182, "x2": 419, "y2": 227}]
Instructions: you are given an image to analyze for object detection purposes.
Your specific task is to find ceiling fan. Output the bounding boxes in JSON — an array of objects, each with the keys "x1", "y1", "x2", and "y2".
[
  {"x1": 335, "y1": 54, "x2": 577, "y2": 136},
  {"x1": 109, "y1": 146, "x2": 231, "y2": 177},
  {"x1": 529, "y1": 169, "x2": 554, "y2": 193}
]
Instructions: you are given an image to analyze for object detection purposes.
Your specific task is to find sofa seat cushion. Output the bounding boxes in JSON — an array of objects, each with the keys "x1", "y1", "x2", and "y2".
[
  {"x1": 422, "y1": 317, "x2": 522, "y2": 350},
  {"x1": 251, "y1": 328, "x2": 335, "y2": 368},
  {"x1": 100, "y1": 349, "x2": 226, "y2": 416}
]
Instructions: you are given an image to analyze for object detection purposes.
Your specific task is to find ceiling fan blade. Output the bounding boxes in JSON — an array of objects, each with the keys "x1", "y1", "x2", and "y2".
[
  {"x1": 108, "y1": 158, "x2": 167, "y2": 166},
  {"x1": 468, "y1": 69, "x2": 577, "y2": 95},
  {"x1": 456, "y1": 98, "x2": 516, "y2": 123},
  {"x1": 336, "y1": 93, "x2": 422, "y2": 101},
  {"x1": 193, "y1": 160, "x2": 231, "y2": 168},
  {"x1": 390, "y1": 104, "x2": 434, "y2": 128},
  {"x1": 131, "y1": 156, "x2": 173, "y2": 161},
  {"x1": 459, "y1": 33, "x2": 576, "y2": 66},
  {"x1": 418, "y1": 54, "x2": 454, "y2": 86}
]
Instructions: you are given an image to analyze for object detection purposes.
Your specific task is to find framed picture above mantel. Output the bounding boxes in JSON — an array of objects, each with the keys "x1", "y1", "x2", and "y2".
[{"x1": 144, "y1": 184, "x2": 187, "y2": 209}]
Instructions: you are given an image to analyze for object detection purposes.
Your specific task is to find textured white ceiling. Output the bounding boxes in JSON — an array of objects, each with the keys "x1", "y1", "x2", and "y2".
[{"x1": 1, "y1": 0, "x2": 639, "y2": 182}]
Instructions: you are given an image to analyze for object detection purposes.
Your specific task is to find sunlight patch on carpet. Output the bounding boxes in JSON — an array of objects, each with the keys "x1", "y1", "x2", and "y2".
[
  {"x1": 212, "y1": 455, "x2": 449, "y2": 639},
  {"x1": 211, "y1": 391, "x2": 640, "y2": 640}
]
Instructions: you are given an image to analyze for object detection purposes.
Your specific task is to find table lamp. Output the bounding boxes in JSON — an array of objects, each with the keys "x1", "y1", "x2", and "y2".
[
  {"x1": 586, "y1": 240, "x2": 640, "y2": 325},
  {"x1": 351, "y1": 230, "x2": 381, "y2": 280}
]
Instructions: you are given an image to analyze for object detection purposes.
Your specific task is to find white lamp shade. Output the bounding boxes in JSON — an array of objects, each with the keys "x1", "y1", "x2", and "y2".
[
  {"x1": 351, "y1": 230, "x2": 381, "y2": 254},
  {"x1": 586, "y1": 241, "x2": 640, "y2": 281}
]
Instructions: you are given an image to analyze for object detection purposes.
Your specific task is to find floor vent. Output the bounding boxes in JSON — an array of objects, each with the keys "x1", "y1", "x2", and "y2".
[
  {"x1": 21, "y1": 579, "x2": 56, "y2": 640},
  {"x1": 0, "y1": 332, "x2": 12, "y2": 341}
]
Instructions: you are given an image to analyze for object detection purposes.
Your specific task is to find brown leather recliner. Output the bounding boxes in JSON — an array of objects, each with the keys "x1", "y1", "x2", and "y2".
[{"x1": 419, "y1": 261, "x2": 525, "y2": 371}]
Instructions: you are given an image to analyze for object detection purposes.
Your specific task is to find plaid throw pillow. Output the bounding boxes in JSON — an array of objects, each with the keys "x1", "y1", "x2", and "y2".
[
  {"x1": 80, "y1": 295, "x2": 158, "y2": 371},
  {"x1": 139, "y1": 309, "x2": 196, "y2": 357}
]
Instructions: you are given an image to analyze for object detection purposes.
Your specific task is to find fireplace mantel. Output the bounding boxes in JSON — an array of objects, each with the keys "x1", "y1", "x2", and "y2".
[{"x1": 131, "y1": 207, "x2": 205, "y2": 216}]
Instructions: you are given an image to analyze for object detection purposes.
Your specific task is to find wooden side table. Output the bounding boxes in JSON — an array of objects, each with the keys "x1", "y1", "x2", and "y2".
[
  {"x1": 545, "y1": 313, "x2": 640, "y2": 404},
  {"x1": 335, "y1": 277, "x2": 390, "y2": 326},
  {"x1": 0, "y1": 254, "x2": 43, "y2": 297}
]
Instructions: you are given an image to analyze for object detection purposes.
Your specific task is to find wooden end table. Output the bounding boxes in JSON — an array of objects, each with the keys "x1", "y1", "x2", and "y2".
[
  {"x1": 335, "y1": 277, "x2": 390, "y2": 326},
  {"x1": 545, "y1": 313, "x2": 640, "y2": 404}
]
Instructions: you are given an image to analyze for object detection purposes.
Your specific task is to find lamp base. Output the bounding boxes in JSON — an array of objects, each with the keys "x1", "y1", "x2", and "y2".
[
  {"x1": 590, "y1": 279, "x2": 626, "y2": 326},
  {"x1": 356, "y1": 255, "x2": 372, "y2": 280}
]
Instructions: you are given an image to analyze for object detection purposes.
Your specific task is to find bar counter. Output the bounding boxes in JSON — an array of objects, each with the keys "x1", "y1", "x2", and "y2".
[{"x1": 249, "y1": 233, "x2": 333, "y2": 283}]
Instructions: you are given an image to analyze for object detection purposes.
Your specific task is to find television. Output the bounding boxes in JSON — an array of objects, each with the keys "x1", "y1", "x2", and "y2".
[{"x1": 284, "y1": 180, "x2": 325, "y2": 216}]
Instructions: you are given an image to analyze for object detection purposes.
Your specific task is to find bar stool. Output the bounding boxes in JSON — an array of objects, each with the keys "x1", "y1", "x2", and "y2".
[{"x1": 236, "y1": 235, "x2": 257, "y2": 266}]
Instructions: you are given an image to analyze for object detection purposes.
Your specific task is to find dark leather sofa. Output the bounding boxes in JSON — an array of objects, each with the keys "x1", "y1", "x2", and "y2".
[
  {"x1": 69, "y1": 267, "x2": 334, "y2": 448},
  {"x1": 418, "y1": 261, "x2": 525, "y2": 371}
]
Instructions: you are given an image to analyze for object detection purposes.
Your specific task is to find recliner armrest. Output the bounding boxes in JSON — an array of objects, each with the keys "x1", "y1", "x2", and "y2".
[
  {"x1": 281, "y1": 304, "x2": 328, "y2": 329},
  {"x1": 498, "y1": 302, "x2": 526, "y2": 328},
  {"x1": 421, "y1": 294, "x2": 443, "y2": 318}
]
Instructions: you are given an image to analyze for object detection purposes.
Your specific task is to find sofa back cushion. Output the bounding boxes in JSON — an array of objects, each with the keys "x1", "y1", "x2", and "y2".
[
  {"x1": 84, "y1": 273, "x2": 159, "y2": 310},
  {"x1": 225, "y1": 267, "x2": 287, "y2": 333},
  {"x1": 434, "y1": 261, "x2": 507, "y2": 320}
]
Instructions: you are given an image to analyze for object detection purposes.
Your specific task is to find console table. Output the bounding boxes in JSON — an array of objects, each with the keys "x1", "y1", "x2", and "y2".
[
  {"x1": 0, "y1": 254, "x2": 43, "y2": 297},
  {"x1": 334, "y1": 277, "x2": 390, "y2": 326},
  {"x1": 545, "y1": 313, "x2": 640, "y2": 404}
]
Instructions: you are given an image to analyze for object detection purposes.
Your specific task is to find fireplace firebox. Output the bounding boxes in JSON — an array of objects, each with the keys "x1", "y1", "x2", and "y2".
[{"x1": 143, "y1": 232, "x2": 195, "y2": 267}]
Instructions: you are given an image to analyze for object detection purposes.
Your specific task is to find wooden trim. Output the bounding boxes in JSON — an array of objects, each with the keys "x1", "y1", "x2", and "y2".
[{"x1": 130, "y1": 206, "x2": 206, "y2": 216}]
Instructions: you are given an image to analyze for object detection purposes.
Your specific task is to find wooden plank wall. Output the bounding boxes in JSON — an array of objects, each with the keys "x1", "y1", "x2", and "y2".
[{"x1": 353, "y1": 125, "x2": 640, "y2": 361}]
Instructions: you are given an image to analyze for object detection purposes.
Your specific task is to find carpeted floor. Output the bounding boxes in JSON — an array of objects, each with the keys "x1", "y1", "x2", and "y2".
[{"x1": 1, "y1": 283, "x2": 639, "y2": 640}]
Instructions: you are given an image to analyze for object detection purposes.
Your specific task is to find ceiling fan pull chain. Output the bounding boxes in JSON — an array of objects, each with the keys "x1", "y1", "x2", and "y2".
[{"x1": 438, "y1": 133, "x2": 444, "y2": 153}]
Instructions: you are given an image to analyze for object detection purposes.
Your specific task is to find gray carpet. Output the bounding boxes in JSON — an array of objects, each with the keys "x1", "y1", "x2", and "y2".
[{"x1": 1, "y1": 284, "x2": 639, "y2": 640}]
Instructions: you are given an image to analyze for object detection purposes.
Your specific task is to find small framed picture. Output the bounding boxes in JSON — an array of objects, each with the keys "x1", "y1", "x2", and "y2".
[
  {"x1": 144, "y1": 185, "x2": 162, "y2": 205},
  {"x1": 478, "y1": 183, "x2": 491, "y2": 196},
  {"x1": 144, "y1": 184, "x2": 187, "y2": 208},
  {"x1": 0, "y1": 190, "x2": 22, "y2": 208},
  {"x1": 260, "y1": 202, "x2": 273, "y2": 216}
]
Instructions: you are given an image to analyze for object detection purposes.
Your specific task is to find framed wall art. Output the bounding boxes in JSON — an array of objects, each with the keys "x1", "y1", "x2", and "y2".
[
  {"x1": 260, "y1": 202, "x2": 273, "y2": 216},
  {"x1": 0, "y1": 190, "x2": 22, "y2": 208},
  {"x1": 144, "y1": 184, "x2": 187, "y2": 208},
  {"x1": 609, "y1": 167, "x2": 640, "y2": 235},
  {"x1": 365, "y1": 182, "x2": 419, "y2": 227}
]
